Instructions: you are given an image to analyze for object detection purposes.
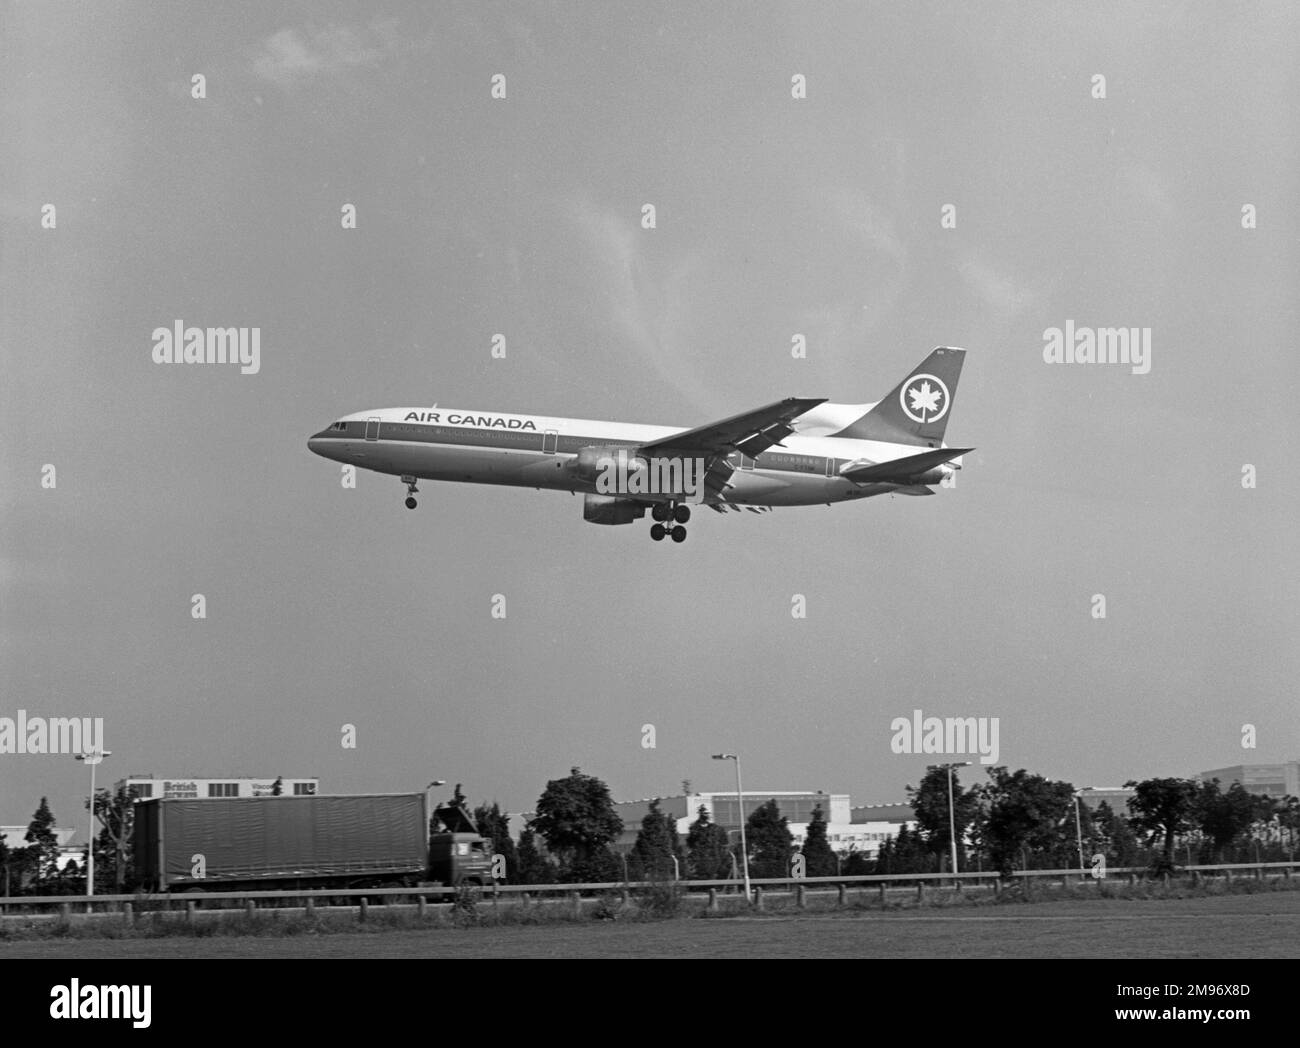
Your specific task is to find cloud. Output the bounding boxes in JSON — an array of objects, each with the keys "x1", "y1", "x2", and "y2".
[
  {"x1": 568, "y1": 199, "x2": 713, "y2": 410},
  {"x1": 957, "y1": 253, "x2": 1036, "y2": 322},
  {"x1": 251, "y1": 25, "x2": 388, "y2": 88}
]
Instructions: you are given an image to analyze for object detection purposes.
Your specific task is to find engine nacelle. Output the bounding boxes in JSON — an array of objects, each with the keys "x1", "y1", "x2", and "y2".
[
  {"x1": 583, "y1": 493, "x2": 646, "y2": 525},
  {"x1": 904, "y1": 467, "x2": 949, "y2": 485},
  {"x1": 569, "y1": 445, "x2": 646, "y2": 483}
]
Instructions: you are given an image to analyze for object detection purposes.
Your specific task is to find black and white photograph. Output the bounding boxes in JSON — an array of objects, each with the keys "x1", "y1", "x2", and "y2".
[{"x1": 2, "y1": 0, "x2": 1296, "y2": 1025}]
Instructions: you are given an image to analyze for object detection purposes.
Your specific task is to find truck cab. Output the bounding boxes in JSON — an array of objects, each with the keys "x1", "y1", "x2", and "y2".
[{"x1": 429, "y1": 803, "x2": 494, "y2": 886}]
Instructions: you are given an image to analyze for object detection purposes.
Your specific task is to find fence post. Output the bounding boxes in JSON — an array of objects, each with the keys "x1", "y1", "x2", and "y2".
[
  {"x1": 359, "y1": 897, "x2": 368, "y2": 922},
  {"x1": 416, "y1": 895, "x2": 426, "y2": 918},
  {"x1": 59, "y1": 903, "x2": 70, "y2": 919},
  {"x1": 185, "y1": 901, "x2": 196, "y2": 922},
  {"x1": 916, "y1": 882, "x2": 925, "y2": 903},
  {"x1": 305, "y1": 897, "x2": 315, "y2": 917},
  {"x1": 707, "y1": 888, "x2": 718, "y2": 912},
  {"x1": 245, "y1": 900, "x2": 256, "y2": 918},
  {"x1": 878, "y1": 883, "x2": 887, "y2": 905},
  {"x1": 570, "y1": 891, "x2": 581, "y2": 918},
  {"x1": 122, "y1": 902, "x2": 134, "y2": 924},
  {"x1": 753, "y1": 887, "x2": 764, "y2": 911},
  {"x1": 992, "y1": 878, "x2": 1001, "y2": 897},
  {"x1": 837, "y1": 883, "x2": 847, "y2": 907},
  {"x1": 796, "y1": 885, "x2": 806, "y2": 909}
]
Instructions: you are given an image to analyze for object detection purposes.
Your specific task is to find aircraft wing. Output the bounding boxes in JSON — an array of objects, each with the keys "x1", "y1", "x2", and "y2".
[
  {"x1": 639, "y1": 397, "x2": 827, "y2": 460},
  {"x1": 638, "y1": 397, "x2": 827, "y2": 500}
]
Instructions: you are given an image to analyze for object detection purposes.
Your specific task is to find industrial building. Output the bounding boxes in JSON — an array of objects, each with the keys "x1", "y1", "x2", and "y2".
[
  {"x1": 615, "y1": 791, "x2": 912, "y2": 857},
  {"x1": 113, "y1": 775, "x2": 320, "y2": 800},
  {"x1": 1197, "y1": 762, "x2": 1300, "y2": 800}
]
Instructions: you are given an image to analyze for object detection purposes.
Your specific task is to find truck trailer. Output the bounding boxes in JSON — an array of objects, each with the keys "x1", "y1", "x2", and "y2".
[{"x1": 134, "y1": 792, "x2": 441, "y2": 892}]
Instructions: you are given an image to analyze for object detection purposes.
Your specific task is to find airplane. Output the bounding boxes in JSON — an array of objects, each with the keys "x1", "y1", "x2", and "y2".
[{"x1": 307, "y1": 347, "x2": 971, "y2": 543}]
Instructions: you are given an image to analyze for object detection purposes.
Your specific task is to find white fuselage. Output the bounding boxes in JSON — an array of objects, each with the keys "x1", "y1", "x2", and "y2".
[{"x1": 307, "y1": 406, "x2": 956, "y2": 506}]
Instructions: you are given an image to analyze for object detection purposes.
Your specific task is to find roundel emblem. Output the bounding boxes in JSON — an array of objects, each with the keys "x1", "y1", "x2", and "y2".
[{"x1": 899, "y1": 373, "x2": 950, "y2": 425}]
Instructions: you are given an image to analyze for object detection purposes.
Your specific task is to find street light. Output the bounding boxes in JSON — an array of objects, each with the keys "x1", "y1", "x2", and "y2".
[
  {"x1": 74, "y1": 749, "x2": 111, "y2": 900},
  {"x1": 928, "y1": 761, "x2": 971, "y2": 877},
  {"x1": 425, "y1": 780, "x2": 447, "y2": 826},
  {"x1": 712, "y1": 754, "x2": 751, "y2": 902},
  {"x1": 1074, "y1": 786, "x2": 1094, "y2": 872}
]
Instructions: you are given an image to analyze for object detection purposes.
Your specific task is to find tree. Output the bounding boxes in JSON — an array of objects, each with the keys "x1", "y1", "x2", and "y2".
[
  {"x1": 1194, "y1": 779, "x2": 1259, "y2": 861},
  {"x1": 980, "y1": 768, "x2": 1076, "y2": 876},
  {"x1": 745, "y1": 799, "x2": 794, "y2": 879},
  {"x1": 876, "y1": 824, "x2": 930, "y2": 874},
  {"x1": 515, "y1": 827, "x2": 554, "y2": 885},
  {"x1": 1278, "y1": 795, "x2": 1300, "y2": 857},
  {"x1": 841, "y1": 850, "x2": 873, "y2": 876},
  {"x1": 23, "y1": 797, "x2": 61, "y2": 889},
  {"x1": 907, "y1": 767, "x2": 980, "y2": 870},
  {"x1": 800, "y1": 804, "x2": 837, "y2": 877},
  {"x1": 630, "y1": 799, "x2": 681, "y2": 880},
  {"x1": 531, "y1": 767, "x2": 624, "y2": 882},
  {"x1": 686, "y1": 805, "x2": 732, "y2": 880},
  {"x1": 472, "y1": 801, "x2": 519, "y2": 883},
  {"x1": 1125, "y1": 777, "x2": 1199, "y2": 868},
  {"x1": 89, "y1": 784, "x2": 139, "y2": 894},
  {"x1": 1093, "y1": 800, "x2": 1140, "y2": 867}
]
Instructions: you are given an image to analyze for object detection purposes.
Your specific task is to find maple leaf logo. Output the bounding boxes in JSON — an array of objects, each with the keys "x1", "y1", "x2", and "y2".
[
  {"x1": 907, "y1": 381, "x2": 943, "y2": 417},
  {"x1": 899, "y1": 374, "x2": 951, "y2": 424}
]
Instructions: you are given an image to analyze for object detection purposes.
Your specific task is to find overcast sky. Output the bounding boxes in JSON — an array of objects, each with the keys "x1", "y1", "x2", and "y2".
[{"x1": 3, "y1": 1, "x2": 1297, "y2": 838}]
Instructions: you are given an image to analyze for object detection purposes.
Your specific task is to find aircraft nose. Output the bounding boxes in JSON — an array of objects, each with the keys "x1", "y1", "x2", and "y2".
[{"x1": 307, "y1": 429, "x2": 332, "y2": 457}]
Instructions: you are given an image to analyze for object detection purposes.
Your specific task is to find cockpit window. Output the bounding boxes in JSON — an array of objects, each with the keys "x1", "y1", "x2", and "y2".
[{"x1": 331, "y1": 421, "x2": 347, "y2": 431}]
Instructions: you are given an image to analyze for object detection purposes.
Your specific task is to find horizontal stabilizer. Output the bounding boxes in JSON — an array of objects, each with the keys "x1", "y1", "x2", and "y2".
[{"x1": 840, "y1": 447, "x2": 973, "y2": 484}]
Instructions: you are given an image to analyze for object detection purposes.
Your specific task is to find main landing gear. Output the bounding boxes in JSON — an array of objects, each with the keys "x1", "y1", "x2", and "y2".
[
  {"x1": 401, "y1": 476, "x2": 419, "y2": 509},
  {"x1": 650, "y1": 503, "x2": 690, "y2": 543}
]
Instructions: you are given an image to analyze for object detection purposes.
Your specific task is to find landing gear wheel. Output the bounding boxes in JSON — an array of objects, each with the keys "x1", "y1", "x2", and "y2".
[
  {"x1": 673, "y1": 505, "x2": 691, "y2": 524},
  {"x1": 401, "y1": 475, "x2": 420, "y2": 509},
  {"x1": 651, "y1": 504, "x2": 670, "y2": 522},
  {"x1": 650, "y1": 524, "x2": 666, "y2": 541},
  {"x1": 670, "y1": 525, "x2": 687, "y2": 543}
]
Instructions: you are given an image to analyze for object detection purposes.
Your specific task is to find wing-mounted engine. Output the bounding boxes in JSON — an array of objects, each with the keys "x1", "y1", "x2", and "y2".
[
  {"x1": 583, "y1": 493, "x2": 647, "y2": 525},
  {"x1": 567, "y1": 445, "x2": 645, "y2": 483}
]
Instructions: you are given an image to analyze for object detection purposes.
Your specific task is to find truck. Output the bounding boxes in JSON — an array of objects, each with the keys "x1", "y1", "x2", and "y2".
[{"x1": 133, "y1": 792, "x2": 493, "y2": 892}]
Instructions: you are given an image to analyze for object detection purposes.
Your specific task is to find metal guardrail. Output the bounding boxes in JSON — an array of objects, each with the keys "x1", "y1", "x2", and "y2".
[{"x1": 1, "y1": 861, "x2": 1295, "y2": 913}]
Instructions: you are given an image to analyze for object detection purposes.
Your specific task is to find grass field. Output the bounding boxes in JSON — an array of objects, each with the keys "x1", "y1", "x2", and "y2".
[{"x1": 4, "y1": 892, "x2": 1297, "y2": 958}]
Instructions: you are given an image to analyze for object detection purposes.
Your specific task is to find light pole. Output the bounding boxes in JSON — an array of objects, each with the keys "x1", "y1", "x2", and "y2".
[
  {"x1": 713, "y1": 753, "x2": 751, "y2": 902},
  {"x1": 929, "y1": 761, "x2": 970, "y2": 877},
  {"x1": 74, "y1": 749, "x2": 111, "y2": 900},
  {"x1": 1074, "y1": 786, "x2": 1094, "y2": 872},
  {"x1": 425, "y1": 779, "x2": 446, "y2": 827}
]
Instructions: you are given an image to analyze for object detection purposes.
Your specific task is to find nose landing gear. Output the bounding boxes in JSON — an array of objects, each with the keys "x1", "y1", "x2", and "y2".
[{"x1": 401, "y1": 476, "x2": 419, "y2": 509}]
